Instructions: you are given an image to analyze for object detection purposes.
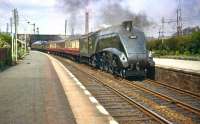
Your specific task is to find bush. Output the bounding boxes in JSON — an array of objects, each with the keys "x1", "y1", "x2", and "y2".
[
  {"x1": 0, "y1": 48, "x2": 11, "y2": 70},
  {"x1": 0, "y1": 34, "x2": 12, "y2": 70},
  {"x1": 18, "y1": 47, "x2": 26, "y2": 59},
  {"x1": 0, "y1": 33, "x2": 12, "y2": 48},
  {"x1": 184, "y1": 51, "x2": 190, "y2": 56},
  {"x1": 147, "y1": 31, "x2": 200, "y2": 56},
  {"x1": 175, "y1": 51, "x2": 180, "y2": 56}
]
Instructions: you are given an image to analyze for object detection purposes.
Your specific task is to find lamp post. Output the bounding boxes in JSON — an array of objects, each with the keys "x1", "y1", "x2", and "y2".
[{"x1": 27, "y1": 21, "x2": 36, "y2": 48}]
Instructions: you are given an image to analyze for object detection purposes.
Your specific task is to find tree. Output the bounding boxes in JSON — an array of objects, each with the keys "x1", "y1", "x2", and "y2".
[
  {"x1": 147, "y1": 31, "x2": 200, "y2": 56},
  {"x1": 0, "y1": 34, "x2": 11, "y2": 48}
]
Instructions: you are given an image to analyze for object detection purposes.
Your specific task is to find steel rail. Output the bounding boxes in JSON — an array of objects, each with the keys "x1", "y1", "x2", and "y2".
[
  {"x1": 144, "y1": 79, "x2": 200, "y2": 99},
  {"x1": 122, "y1": 80, "x2": 200, "y2": 116}
]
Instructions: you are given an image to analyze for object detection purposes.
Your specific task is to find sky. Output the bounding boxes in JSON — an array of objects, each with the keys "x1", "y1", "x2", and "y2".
[{"x1": 0, "y1": 0, "x2": 200, "y2": 37}]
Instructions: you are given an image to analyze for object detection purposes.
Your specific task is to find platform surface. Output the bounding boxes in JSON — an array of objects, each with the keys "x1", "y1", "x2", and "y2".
[
  {"x1": 154, "y1": 58, "x2": 200, "y2": 74},
  {"x1": 0, "y1": 51, "x2": 76, "y2": 124},
  {"x1": 0, "y1": 51, "x2": 116, "y2": 124}
]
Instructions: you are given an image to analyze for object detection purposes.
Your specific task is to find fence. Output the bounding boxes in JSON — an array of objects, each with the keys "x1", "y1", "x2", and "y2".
[{"x1": 0, "y1": 48, "x2": 12, "y2": 70}]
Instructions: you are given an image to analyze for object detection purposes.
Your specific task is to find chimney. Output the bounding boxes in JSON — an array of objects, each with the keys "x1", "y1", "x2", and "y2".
[
  {"x1": 71, "y1": 28, "x2": 74, "y2": 36},
  {"x1": 85, "y1": 12, "x2": 89, "y2": 34}
]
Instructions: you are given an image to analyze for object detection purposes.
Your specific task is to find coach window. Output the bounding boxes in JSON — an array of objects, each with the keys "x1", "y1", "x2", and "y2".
[
  {"x1": 69, "y1": 42, "x2": 72, "y2": 48},
  {"x1": 76, "y1": 40, "x2": 79, "y2": 49}
]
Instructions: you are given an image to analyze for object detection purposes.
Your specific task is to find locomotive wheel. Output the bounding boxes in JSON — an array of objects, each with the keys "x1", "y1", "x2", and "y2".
[
  {"x1": 120, "y1": 69, "x2": 126, "y2": 79},
  {"x1": 109, "y1": 65, "x2": 114, "y2": 74},
  {"x1": 104, "y1": 63, "x2": 109, "y2": 72},
  {"x1": 100, "y1": 63, "x2": 104, "y2": 70},
  {"x1": 109, "y1": 66, "x2": 113, "y2": 74},
  {"x1": 91, "y1": 56, "x2": 96, "y2": 67},
  {"x1": 112, "y1": 67, "x2": 116, "y2": 75}
]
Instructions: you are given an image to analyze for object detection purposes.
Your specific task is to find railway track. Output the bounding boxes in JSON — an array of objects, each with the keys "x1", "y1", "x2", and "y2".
[
  {"x1": 136, "y1": 79, "x2": 200, "y2": 114},
  {"x1": 117, "y1": 80, "x2": 200, "y2": 124},
  {"x1": 54, "y1": 55, "x2": 200, "y2": 124},
  {"x1": 144, "y1": 80, "x2": 200, "y2": 99},
  {"x1": 71, "y1": 71, "x2": 166, "y2": 124},
  {"x1": 55, "y1": 56, "x2": 168, "y2": 124}
]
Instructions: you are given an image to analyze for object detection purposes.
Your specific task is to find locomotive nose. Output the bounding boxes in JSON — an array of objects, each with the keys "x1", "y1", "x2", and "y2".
[
  {"x1": 127, "y1": 53, "x2": 147, "y2": 63},
  {"x1": 127, "y1": 52, "x2": 148, "y2": 69}
]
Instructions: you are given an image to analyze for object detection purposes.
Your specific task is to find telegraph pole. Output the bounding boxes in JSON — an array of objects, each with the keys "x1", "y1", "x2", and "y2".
[
  {"x1": 13, "y1": 8, "x2": 19, "y2": 62},
  {"x1": 36, "y1": 27, "x2": 39, "y2": 42},
  {"x1": 71, "y1": 28, "x2": 74, "y2": 36},
  {"x1": 32, "y1": 23, "x2": 35, "y2": 43},
  {"x1": 176, "y1": 0, "x2": 182, "y2": 36},
  {"x1": 65, "y1": 20, "x2": 67, "y2": 37},
  {"x1": 161, "y1": 17, "x2": 165, "y2": 43},
  {"x1": 158, "y1": 28, "x2": 161, "y2": 39},
  {"x1": 36, "y1": 27, "x2": 39, "y2": 34},
  {"x1": 10, "y1": 18, "x2": 13, "y2": 34},
  {"x1": 10, "y1": 17, "x2": 14, "y2": 61},
  {"x1": 24, "y1": 33, "x2": 27, "y2": 53},
  {"x1": 177, "y1": 9, "x2": 180, "y2": 36},
  {"x1": 6, "y1": 23, "x2": 9, "y2": 33},
  {"x1": 85, "y1": 12, "x2": 89, "y2": 34},
  {"x1": 33, "y1": 23, "x2": 36, "y2": 34},
  {"x1": 85, "y1": 0, "x2": 89, "y2": 34}
]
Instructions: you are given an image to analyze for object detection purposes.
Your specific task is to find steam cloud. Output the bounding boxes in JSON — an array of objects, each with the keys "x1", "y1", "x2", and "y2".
[
  {"x1": 101, "y1": 2, "x2": 152, "y2": 29},
  {"x1": 56, "y1": 0, "x2": 152, "y2": 33}
]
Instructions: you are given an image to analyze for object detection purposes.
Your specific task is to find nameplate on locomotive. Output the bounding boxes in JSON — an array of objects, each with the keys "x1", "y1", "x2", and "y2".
[{"x1": 129, "y1": 35, "x2": 137, "y2": 39}]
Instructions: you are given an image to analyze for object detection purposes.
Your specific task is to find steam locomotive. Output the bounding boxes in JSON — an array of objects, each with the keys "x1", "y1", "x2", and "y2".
[{"x1": 32, "y1": 21, "x2": 155, "y2": 78}]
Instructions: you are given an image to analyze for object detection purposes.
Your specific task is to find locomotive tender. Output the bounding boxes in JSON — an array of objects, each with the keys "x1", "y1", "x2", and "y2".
[{"x1": 32, "y1": 21, "x2": 155, "y2": 78}]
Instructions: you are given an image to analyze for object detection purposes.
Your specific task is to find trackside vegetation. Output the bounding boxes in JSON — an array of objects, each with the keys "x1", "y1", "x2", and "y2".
[
  {"x1": 147, "y1": 31, "x2": 200, "y2": 60},
  {"x1": 0, "y1": 33, "x2": 27, "y2": 70},
  {"x1": 0, "y1": 33, "x2": 12, "y2": 70}
]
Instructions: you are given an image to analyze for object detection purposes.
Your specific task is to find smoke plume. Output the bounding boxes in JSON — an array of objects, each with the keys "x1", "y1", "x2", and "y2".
[
  {"x1": 56, "y1": 0, "x2": 152, "y2": 33},
  {"x1": 101, "y1": 2, "x2": 152, "y2": 29}
]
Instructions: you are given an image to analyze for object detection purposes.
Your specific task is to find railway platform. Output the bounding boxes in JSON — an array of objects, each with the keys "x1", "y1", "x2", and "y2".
[
  {"x1": 153, "y1": 58, "x2": 200, "y2": 94},
  {"x1": 154, "y1": 58, "x2": 200, "y2": 74},
  {"x1": 0, "y1": 51, "x2": 116, "y2": 124}
]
